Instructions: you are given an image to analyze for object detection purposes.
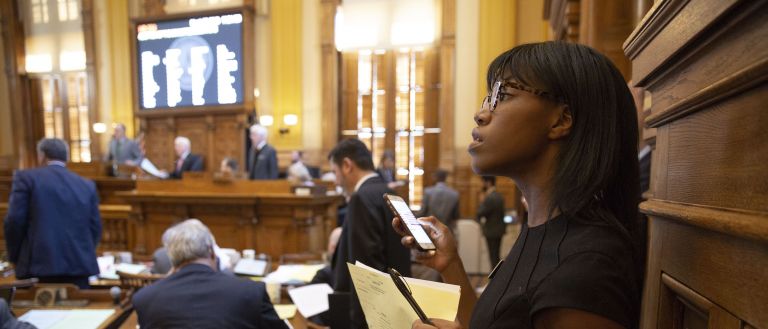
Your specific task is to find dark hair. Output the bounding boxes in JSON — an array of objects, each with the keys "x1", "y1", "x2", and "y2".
[
  {"x1": 36, "y1": 138, "x2": 69, "y2": 162},
  {"x1": 433, "y1": 169, "x2": 448, "y2": 183},
  {"x1": 222, "y1": 157, "x2": 238, "y2": 171},
  {"x1": 481, "y1": 176, "x2": 496, "y2": 186},
  {"x1": 328, "y1": 139, "x2": 375, "y2": 171},
  {"x1": 486, "y1": 41, "x2": 639, "y2": 238}
]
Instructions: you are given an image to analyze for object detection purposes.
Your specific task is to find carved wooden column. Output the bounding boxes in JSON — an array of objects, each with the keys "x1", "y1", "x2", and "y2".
[
  {"x1": 579, "y1": 0, "x2": 634, "y2": 79},
  {"x1": 544, "y1": 0, "x2": 580, "y2": 42},
  {"x1": 82, "y1": 0, "x2": 102, "y2": 161},
  {"x1": 0, "y1": 0, "x2": 35, "y2": 169},
  {"x1": 320, "y1": 0, "x2": 340, "y2": 157},
  {"x1": 438, "y1": 0, "x2": 456, "y2": 173},
  {"x1": 625, "y1": 0, "x2": 768, "y2": 327}
]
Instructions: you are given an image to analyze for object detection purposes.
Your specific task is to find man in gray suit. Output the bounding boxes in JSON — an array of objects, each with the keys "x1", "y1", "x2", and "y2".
[
  {"x1": 105, "y1": 123, "x2": 142, "y2": 165},
  {"x1": 419, "y1": 169, "x2": 460, "y2": 231},
  {"x1": 247, "y1": 124, "x2": 279, "y2": 180}
]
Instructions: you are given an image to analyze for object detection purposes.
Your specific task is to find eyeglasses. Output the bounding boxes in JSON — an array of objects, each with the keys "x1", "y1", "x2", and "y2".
[{"x1": 481, "y1": 80, "x2": 565, "y2": 113}]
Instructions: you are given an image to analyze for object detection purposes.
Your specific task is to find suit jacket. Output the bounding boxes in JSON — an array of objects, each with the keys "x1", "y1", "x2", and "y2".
[
  {"x1": 478, "y1": 189, "x2": 506, "y2": 238},
  {"x1": 170, "y1": 153, "x2": 204, "y2": 179},
  {"x1": 376, "y1": 167, "x2": 395, "y2": 183},
  {"x1": 4, "y1": 164, "x2": 101, "y2": 278},
  {"x1": 106, "y1": 137, "x2": 142, "y2": 164},
  {"x1": 133, "y1": 263, "x2": 287, "y2": 329},
  {"x1": 331, "y1": 176, "x2": 411, "y2": 328},
  {"x1": 247, "y1": 144, "x2": 279, "y2": 180},
  {"x1": 420, "y1": 182, "x2": 460, "y2": 226}
]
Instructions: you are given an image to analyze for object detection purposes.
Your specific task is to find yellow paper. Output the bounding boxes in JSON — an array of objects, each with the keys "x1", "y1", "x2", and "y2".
[
  {"x1": 274, "y1": 304, "x2": 298, "y2": 319},
  {"x1": 347, "y1": 262, "x2": 460, "y2": 329}
]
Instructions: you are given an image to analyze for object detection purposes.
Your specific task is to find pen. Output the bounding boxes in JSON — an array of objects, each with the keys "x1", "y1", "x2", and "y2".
[{"x1": 388, "y1": 268, "x2": 434, "y2": 326}]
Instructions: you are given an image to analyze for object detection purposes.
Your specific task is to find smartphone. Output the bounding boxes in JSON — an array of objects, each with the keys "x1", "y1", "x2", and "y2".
[{"x1": 383, "y1": 194, "x2": 437, "y2": 251}]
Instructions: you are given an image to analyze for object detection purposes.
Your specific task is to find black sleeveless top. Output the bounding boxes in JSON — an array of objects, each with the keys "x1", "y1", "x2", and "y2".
[{"x1": 469, "y1": 214, "x2": 640, "y2": 329}]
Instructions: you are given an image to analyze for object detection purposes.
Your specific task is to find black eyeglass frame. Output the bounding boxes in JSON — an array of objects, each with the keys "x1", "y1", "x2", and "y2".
[{"x1": 482, "y1": 80, "x2": 565, "y2": 113}]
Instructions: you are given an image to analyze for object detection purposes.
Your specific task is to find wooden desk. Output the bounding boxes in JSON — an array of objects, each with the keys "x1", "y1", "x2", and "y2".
[
  {"x1": 118, "y1": 179, "x2": 343, "y2": 260},
  {"x1": 0, "y1": 203, "x2": 133, "y2": 254},
  {"x1": 0, "y1": 176, "x2": 135, "y2": 205},
  {"x1": 12, "y1": 284, "x2": 134, "y2": 329}
]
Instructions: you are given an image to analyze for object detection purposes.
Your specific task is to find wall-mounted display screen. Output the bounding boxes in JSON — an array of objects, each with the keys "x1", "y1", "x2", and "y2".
[{"x1": 136, "y1": 12, "x2": 243, "y2": 109}]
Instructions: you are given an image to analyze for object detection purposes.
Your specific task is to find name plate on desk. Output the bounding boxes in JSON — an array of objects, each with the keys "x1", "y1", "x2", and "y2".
[{"x1": 291, "y1": 185, "x2": 327, "y2": 196}]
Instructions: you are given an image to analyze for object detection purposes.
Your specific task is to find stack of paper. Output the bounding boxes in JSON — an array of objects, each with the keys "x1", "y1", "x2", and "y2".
[
  {"x1": 273, "y1": 304, "x2": 298, "y2": 320},
  {"x1": 264, "y1": 264, "x2": 326, "y2": 284},
  {"x1": 19, "y1": 309, "x2": 115, "y2": 329},
  {"x1": 287, "y1": 283, "x2": 333, "y2": 317},
  {"x1": 348, "y1": 262, "x2": 461, "y2": 329}
]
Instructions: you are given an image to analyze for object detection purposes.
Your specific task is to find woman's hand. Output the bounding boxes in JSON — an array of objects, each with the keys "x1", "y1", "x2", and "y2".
[
  {"x1": 412, "y1": 319, "x2": 462, "y2": 329},
  {"x1": 392, "y1": 216, "x2": 459, "y2": 273}
]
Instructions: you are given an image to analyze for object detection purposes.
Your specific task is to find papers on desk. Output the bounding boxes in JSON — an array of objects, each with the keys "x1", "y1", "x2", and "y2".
[
  {"x1": 287, "y1": 283, "x2": 333, "y2": 317},
  {"x1": 96, "y1": 256, "x2": 148, "y2": 280},
  {"x1": 264, "y1": 264, "x2": 326, "y2": 284},
  {"x1": 234, "y1": 259, "x2": 269, "y2": 276},
  {"x1": 140, "y1": 158, "x2": 169, "y2": 179},
  {"x1": 348, "y1": 262, "x2": 461, "y2": 329},
  {"x1": 19, "y1": 309, "x2": 115, "y2": 329},
  {"x1": 273, "y1": 304, "x2": 298, "y2": 320}
]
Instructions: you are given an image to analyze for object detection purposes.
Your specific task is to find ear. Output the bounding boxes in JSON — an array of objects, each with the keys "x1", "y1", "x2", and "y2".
[
  {"x1": 549, "y1": 105, "x2": 573, "y2": 140},
  {"x1": 341, "y1": 158, "x2": 354, "y2": 174}
]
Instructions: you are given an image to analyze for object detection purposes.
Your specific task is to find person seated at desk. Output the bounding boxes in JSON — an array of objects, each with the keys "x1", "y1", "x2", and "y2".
[
  {"x1": 133, "y1": 219, "x2": 286, "y2": 329},
  {"x1": 220, "y1": 157, "x2": 239, "y2": 175},
  {"x1": 105, "y1": 123, "x2": 142, "y2": 166},
  {"x1": 0, "y1": 300, "x2": 35, "y2": 329},
  {"x1": 169, "y1": 136, "x2": 203, "y2": 179},
  {"x1": 287, "y1": 151, "x2": 312, "y2": 184}
]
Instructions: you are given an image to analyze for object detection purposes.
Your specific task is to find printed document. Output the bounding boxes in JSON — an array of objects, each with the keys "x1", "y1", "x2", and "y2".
[{"x1": 347, "y1": 262, "x2": 461, "y2": 329}]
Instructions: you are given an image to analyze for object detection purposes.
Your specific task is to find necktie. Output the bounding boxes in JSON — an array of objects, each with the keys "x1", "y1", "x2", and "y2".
[{"x1": 176, "y1": 157, "x2": 184, "y2": 172}]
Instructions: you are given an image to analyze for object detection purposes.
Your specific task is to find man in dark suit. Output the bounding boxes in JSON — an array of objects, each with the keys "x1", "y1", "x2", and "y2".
[
  {"x1": 419, "y1": 169, "x2": 460, "y2": 231},
  {"x1": 4, "y1": 138, "x2": 101, "y2": 289},
  {"x1": 133, "y1": 219, "x2": 287, "y2": 329},
  {"x1": 169, "y1": 136, "x2": 203, "y2": 179},
  {"x1": 477, "y1": 176, "x2": 506, "y2": 267},
  {"x1": 328, "y1": 139, "x2": 411, "y2": 329},
  {"x1": 247, "y1": 124, "x2": 279, "y2": 180}
]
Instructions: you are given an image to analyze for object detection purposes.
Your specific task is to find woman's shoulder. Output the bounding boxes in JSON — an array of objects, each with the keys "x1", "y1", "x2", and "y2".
[{"x1": 558, "y1": 213, "x2": 636, "y2": 263}]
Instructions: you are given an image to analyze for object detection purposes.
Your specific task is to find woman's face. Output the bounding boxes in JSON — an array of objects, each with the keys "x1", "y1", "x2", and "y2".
[{"x1": 468, "y1": 80, "x2": 564, "y2": 177}]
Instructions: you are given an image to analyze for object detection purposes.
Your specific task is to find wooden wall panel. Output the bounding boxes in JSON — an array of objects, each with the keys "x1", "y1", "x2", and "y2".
[
  {"x1": 664, "y1": 87, "x2": 768, "y2": 212},
  {"x1": 144, "y1": 118, "x2": 174, "y2": 171},
  {"x1": 175, "y1": 116, "x2": 209, "y2": 169},
  {"x1": 624, "y1": 0, "x2": 768, "y2": 328},
  {"x1": 212, "y1": 114, "x2": 247, "y2": 172}
]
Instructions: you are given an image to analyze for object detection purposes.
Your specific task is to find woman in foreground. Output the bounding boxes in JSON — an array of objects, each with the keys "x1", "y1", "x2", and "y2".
[{"x1": 394, "y1": 41, "x2": 642, "y2": 329}]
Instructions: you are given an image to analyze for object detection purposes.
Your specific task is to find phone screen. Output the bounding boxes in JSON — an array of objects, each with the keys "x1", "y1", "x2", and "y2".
[{"x1": 385, "y1": 195, "x2": 435, "y2": 250}]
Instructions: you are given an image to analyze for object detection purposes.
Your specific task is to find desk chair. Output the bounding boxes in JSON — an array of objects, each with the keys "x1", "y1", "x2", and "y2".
[{"x1": 0, "y1": 279, "x2": 37, "y2": 306}]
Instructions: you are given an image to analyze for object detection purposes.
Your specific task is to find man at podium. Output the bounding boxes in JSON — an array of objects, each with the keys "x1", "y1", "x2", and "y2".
[{"x1": 105, "y1": 123, "x2": 142, "y2": 165}]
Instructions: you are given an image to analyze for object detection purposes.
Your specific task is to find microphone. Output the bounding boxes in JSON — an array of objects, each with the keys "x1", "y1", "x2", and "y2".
[{"x1": 110, "y1": 286, "x2": 122, "y2": 305}]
